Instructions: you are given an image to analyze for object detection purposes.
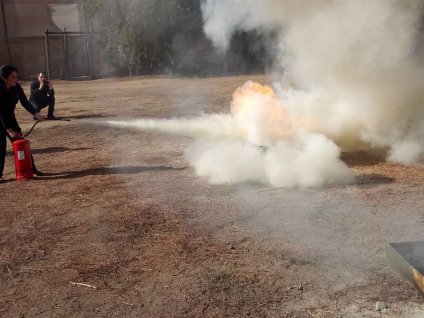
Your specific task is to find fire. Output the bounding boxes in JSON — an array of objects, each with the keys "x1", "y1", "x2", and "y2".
[
  {"x1": 231, "y1": 81, "x2": 275, "y2": 115},
  {"x1": 231, "y1": 81, "x2": 293, "y2": 146}
]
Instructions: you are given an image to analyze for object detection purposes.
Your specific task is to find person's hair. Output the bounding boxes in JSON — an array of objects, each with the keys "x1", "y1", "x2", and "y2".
[
  {"x1": 0, "y1": 65, "x2": 18, "y2": 79},
  {"x1": 39, "y1": 71, "x2": 47, "y2": 76}
]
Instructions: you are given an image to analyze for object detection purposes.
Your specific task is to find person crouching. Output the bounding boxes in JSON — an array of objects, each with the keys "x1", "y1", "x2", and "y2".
[{"x1": 30, "y1": 72, "x2": 57, "y2": 120}]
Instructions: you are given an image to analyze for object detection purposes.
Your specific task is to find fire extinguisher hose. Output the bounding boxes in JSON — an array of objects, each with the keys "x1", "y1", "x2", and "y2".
[
  {"x1": 23, "y1": 118, "x2": 71, "y2": 138},
  {"x1": 23, "y1": 121, "x2": 40, "y2": 138},
  {"x1": 1, "y1": 117, "x2": 72, "y2": 141}
]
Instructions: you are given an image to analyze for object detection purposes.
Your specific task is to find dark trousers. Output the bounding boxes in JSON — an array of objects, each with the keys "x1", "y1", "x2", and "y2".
[
  {"x1": 31, "y1": 96, "x2": 55, "y2": 117},
  {"x1": 0, "y1": 132, "x2": 38, "y2": 179},
  {"x1": 0, "y1": 132, "x2": 5, "y2": 178}
]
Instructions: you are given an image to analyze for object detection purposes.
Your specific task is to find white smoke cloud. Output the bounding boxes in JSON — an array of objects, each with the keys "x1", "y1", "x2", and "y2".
[
  {"x1": 107, "y1": 80, "x2": 353, "y2": 188},
  {"x1": 202, "y1": 0, "x2": 424, "y2": 165},
  {"x1": 107, "y1": 0, "x2": 423, "y2": 188},
  {"x1": 185, "y1": 132, "x2": 353, "y2": 188}
]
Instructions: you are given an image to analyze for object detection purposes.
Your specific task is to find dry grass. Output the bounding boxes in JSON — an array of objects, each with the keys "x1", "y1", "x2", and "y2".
[{"x1": 0, "y1": 75, "x2": 423, "y2": 317}]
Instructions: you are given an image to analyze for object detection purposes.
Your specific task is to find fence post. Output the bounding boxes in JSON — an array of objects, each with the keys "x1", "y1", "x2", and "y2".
[
  {"x1": 88, "y1": 25, "x2": 95, "y2": 79},
  {"x1": 62, "y1": 28, "x2": 69, "y2": 79},
  {"x1": 44, "y1": 29, "x2": 51, "y2": 78}
]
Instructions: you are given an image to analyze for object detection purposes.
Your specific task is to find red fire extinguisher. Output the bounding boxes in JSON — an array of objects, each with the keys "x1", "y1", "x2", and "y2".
[{"x1": 12, "y1": 139, "x2": 33, "y2": 181}]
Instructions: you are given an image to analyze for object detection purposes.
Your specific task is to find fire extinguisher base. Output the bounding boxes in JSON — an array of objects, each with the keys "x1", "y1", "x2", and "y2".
[{"x1": 16, "y1": 170, "x2": 34, "y2": 181}]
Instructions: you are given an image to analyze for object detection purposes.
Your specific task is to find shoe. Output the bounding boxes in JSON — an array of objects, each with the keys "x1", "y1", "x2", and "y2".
[
  {"x1": 33, "y1": 170, "x2": 45, "y2": 176},
  {"x1": 47, "y1": 115, "x2": 59, "y2": 120}
]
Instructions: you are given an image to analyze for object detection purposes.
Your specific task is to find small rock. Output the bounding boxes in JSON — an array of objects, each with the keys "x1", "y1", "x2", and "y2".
[{"x1": 375, "y1": 301, "x2": 388, "y2": 311}]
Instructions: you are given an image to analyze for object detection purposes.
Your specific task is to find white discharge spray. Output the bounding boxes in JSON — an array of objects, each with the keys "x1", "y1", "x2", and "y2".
[
  {"x1": 107, "y1": 81, "x2": 353, "y2": 187},
  {"x1": 109, "y1": 0, "x2": 424, "y2": 187}
]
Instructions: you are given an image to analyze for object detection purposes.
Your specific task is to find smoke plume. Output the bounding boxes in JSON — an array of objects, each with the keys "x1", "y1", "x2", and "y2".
[
  {"x1": 108, "y1": 0, "x2": 424, "y2": 187},
  {"x1": 202, "y1": 0, "x2": 424, "y2": 165}
]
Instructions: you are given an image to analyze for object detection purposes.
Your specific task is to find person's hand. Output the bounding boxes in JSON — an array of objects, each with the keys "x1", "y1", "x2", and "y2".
[
  {"x1": 34, "y1": 113, "x2": 46, "y2": 122},
  {"x1": 7, "y1": 129, "x2": 22, "y2": 140},
  {"x1": 39, "y1": 81, "x2": 45, "y2": 90}
]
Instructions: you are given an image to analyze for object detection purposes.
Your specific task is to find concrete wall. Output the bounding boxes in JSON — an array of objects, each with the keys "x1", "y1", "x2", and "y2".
[{"x1": 0, "y1": 0, "x2": 86, "y2": 79}]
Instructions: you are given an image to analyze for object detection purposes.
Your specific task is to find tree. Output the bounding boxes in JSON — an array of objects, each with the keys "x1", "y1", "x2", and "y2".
[{"x1": 83, "y1": 0, "x2": 267, "y2": 76}]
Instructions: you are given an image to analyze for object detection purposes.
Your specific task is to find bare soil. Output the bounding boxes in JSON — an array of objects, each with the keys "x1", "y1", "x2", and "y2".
[{"x1": 0, "y1": 75, "x2": 423, "y2": 318}]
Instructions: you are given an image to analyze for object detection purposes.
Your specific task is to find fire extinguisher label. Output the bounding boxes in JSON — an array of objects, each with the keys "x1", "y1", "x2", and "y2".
[{"x1": 17, "y1": 151, "x2": 25, "y2": 160}]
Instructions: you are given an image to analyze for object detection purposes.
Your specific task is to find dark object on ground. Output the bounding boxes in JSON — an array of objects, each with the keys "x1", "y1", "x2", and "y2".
[{"x1": 387, "y1": 241, "x2": 424, "y2": 295}]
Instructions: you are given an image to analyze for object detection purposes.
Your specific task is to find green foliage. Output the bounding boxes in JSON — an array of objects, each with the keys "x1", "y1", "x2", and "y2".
[
  {"x1": 83, "y1": 0, "x2": 104, "y2": 18},
  {"x1": 83, "y1": 0, "x2": 266, "y2": 76},
  {"x1": 83, "y1": 0, "x2": 203, "y2": 75}
]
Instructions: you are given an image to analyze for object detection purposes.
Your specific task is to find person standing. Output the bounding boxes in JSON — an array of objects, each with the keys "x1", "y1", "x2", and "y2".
[
  {"x1": 0, "y1": 65, "x2": 45, "y2": 181},
  {"x1": 30, "y1": 71, "x2": 57, "y2": 120}
]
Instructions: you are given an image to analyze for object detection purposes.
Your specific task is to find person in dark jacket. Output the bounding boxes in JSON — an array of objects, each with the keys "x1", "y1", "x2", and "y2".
[
  {"x1": 30, "y1": 72, "x2": 57, "y2": 120},
  {"x1": 0, "y1": 65, "x2": 46, "y2": 181}
]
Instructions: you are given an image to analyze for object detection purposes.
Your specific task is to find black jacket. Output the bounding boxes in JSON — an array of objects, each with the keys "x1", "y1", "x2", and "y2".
[
  {"x1": 30, "y1": 80, "x2": 55, "y2": 102},
  {"x1": 0, "y1": 78, "x2": 36, "y2": 133}
]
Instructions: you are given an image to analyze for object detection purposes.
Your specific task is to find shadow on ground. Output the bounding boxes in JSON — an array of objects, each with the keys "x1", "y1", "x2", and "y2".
[
  {"x1": 33, "y1": 147, "x2": 92, "y2": 155},
  {"x1": 355, "y1": 173, "x2": 395, "y2": 186},
  {"x1": 6, "y1": 147, "x2": 91, "y2": 156},
  {"x1": 62, "y1": 114, "x2": 106, "y2": 120},
  {"x1": 342, "y1": 150, "x2": 386, "y2": 167},
  {"x1": 37, "y1": 165, "x2": 187, "y2": 180}
]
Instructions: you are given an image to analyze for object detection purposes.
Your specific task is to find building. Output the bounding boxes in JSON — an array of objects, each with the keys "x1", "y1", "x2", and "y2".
[{"x1": 0, "y1": 0, "x2": 87, "y2": 79}]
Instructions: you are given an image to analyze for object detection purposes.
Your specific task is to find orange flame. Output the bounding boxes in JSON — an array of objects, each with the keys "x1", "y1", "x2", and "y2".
[{"x1": 231, "y1": 81, "x2": 293, "y2": 145}]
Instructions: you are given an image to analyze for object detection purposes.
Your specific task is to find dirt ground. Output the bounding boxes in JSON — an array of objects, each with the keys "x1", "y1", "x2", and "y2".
[{"x1": 0, "y1": 75, "x2": 423, "y2": 318}]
